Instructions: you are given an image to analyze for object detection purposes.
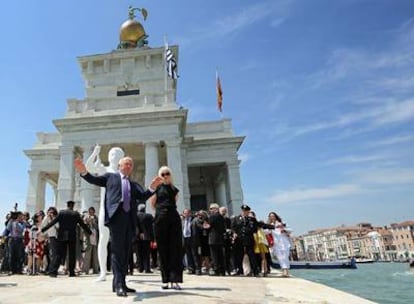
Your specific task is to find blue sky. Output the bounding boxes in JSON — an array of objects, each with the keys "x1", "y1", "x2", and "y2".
[{"x1": 0, "y1": 0, "x2": 413, "y2": 234}]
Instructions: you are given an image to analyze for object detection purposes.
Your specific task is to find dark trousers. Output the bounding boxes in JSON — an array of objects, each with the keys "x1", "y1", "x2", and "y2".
[
  {"x1": 150, "y1": 246, "x2": 158, "y2": 268},
  {"x1": 210, "y1": 244, "x2": 225, "y2": 275},
  {"x1": 51, "y1": 238, "x2": 76, "y2": 275},
  {"x1": 191, "y1": 245, "x2": 202, "y2": 272},
  {"x1": 233, "y1": 242, "x2": 258, "y2": 275},
  {"x1": 46, "y1": 237, "x2": 57, "y2": 272},
  {"x1": 108, "y1": 208, "x2": 134, "y2": 290},
  {"x1": 224, "y1": 242, "x2": 233, "y2": 274},
  {"x1": 183, "y1": 237, "x2": 195, "y2": 271},
  {"x1": 8, "y1": 238, "x2": 23, "y2": 273},
  {"x1": 137, "y1": 240, "x2": 151, "y2": 272},
  {"x1": 154, "y1": 210, "x2": 183, "y2": 283}
]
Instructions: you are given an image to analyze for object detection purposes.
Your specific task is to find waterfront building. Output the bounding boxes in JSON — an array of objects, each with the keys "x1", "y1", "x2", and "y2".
[
  {"x1": 389, "y1": 220, "x2": 414, "y2": 260},
  {"x1": 296, "y1": 222, "x2": 402, "y2": 261},
  {"x1": 292, "y1": 236, "x2": 306, "y2": 261},
  {"x1": 302, "y1": 228, "x2": 349, "y2": 261},
  {"x1": 23, "y1": 9, "x2": 244, "y2": 216}
]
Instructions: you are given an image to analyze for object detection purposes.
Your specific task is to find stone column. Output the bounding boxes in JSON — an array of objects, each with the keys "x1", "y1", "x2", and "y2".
[
  {"x1": 144, "y1": 142, "x2": 160, "y2": 187},
  {"x1": 179, "y1": 145, "x2": 191, "y2": 209},
  {"x1": 37, "y1": 175, "x2": 46, "y2": 212},
  {"x1": 215, "y1": 172, "x2": 227, "y2": 207},
  {"x1": 165, "y1": 140, "x2": 184, "y2": 211},
  {"x1": 80, "y1": 145, "x2": 98, "y2": 212},
  {"x1": 57, "y1": 145, "x2": 75, "y2": 210},
  {"x1": 226, "y1": 160, "x2": 243, "y2": 216},
  {"x1": 26, "y1": 170, "x2": 46, "y2": 215}
]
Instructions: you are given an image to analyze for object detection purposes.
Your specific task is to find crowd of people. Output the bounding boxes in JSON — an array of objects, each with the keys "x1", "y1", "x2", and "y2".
[
  {"x1": 0, "y1": 199, "x2": 292, "y2": 279},
  {"x1": 0, "y1": 204, "x2": 98, "y2": 276},
  {"x1": 0, "y1": 152, "x2": 293, "y2": 297}
]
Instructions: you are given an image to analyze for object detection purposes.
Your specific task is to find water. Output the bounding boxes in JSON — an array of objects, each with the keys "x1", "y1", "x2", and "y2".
[{"x1": 291, "y1": 263, "x2": 414, "y2": 304}]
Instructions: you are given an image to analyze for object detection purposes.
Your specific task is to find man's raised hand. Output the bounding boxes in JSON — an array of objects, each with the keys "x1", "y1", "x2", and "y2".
[
  {"x1": 74, "y1": 158, "x2": 87, "y2": 175},
  {"x1": 150, "y1": 176, "x2": 163, "y2": 190}
]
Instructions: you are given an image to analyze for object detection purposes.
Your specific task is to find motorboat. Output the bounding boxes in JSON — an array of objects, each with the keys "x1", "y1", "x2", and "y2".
[{"x1": 270, "y1": 258, "x2": 357, "y2": 270}]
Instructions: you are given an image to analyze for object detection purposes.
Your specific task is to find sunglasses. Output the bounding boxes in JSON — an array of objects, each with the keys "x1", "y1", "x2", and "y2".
[{"x1": 161, "y1": 172, "x2": 170, "y2": 177}]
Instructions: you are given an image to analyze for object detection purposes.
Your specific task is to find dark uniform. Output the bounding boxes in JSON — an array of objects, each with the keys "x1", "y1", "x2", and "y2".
[{"x1": 231, "y1": 207, "x2": 259, "y2": 276}]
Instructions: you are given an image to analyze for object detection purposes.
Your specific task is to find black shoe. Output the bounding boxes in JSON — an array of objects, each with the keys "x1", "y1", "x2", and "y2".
[
  {"x1": 69, "y1": 273, "x2": 76, "y2": 277},
  {"x1": 161, "y1": 284, "x2": 169, "y2": 290},
  {"x1": 195, "y1": 270, "x2": 202, "y2": 275},
  {"x1": 116, "y1": 287, "x2": 127, "y2": 297},
  {"x1": 145, "y1": 270, "x2": 153, "y2": 273},
  {"x1": 124, "y1": 286, "x2": 136, "y2": 293},
  {"x1": 49, "y1": 272, "x2": 57, "y2": 278}
]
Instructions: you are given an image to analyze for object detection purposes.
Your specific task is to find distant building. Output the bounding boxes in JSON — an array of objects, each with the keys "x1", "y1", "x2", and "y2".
[
  {"x1": 389, "y1": 221, "x2": 414, "y2": 260},
  {"x1": 294, "y1": 221, "x2": 411, "y2": 262}
]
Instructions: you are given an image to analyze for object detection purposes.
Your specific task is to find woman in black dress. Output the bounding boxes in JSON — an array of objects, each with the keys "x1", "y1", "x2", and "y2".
[{"x1": 150, "y1": 166, "x2": 183, "y2": 290}]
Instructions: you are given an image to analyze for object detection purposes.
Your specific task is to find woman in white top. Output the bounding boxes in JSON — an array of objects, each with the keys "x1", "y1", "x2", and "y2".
[{"x1": 267, "y1": 212, "x2": 291, "y2": 277}]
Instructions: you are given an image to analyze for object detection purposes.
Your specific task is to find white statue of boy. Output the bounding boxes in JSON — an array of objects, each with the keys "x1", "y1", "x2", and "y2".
[{"x1": 85, "y1": 144, "x2": 125, "y2": 282}]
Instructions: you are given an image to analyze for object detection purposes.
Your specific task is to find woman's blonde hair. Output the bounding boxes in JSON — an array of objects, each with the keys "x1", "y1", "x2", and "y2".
[{"x1": 158, "y1": 166, "x2": 174, "y2": 183}]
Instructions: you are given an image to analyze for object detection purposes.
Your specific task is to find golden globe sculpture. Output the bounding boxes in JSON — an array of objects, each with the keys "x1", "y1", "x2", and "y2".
[{"x1": 118, "y1": 6, "x2": 148, "y2": 49}]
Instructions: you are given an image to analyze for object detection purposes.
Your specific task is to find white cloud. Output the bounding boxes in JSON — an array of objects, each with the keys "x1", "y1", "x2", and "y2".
[
  {"x1": 324, "y1": 154, "x2": 386, "y2": 166},
  {"x1": 176, "y1": 0, "x2": 292, "y2": 46},
  {"x1": 270, "y1": 18, "x2": 285, "y2": 28},
  {"x1": 368, "y1": 135, "x2": 414, "y2": 147},
  {"x1": 269, "y1": 167, "x2": 414, "y2": 205},
  {"x1": 356, "y1": 168, "x2": 414, "y2": 185},
  {"x1": 272, "y1": 98, "x2": 414, "y2": 140},
  {"x1": 375, "y1": 75, "x2": 414, "y2": 93},
  {"x1": 372, "y1": 99, "x2": 414, "y2": 126},
  {"x1": 270, "y1": 184, "x2": 361, "y2": 204},
  {"x1": 239, "y1": 152, "x2": 250, "y2": 164},
  {"x1": 274, "y1": 18, "x2": 414, "y2": 141}
]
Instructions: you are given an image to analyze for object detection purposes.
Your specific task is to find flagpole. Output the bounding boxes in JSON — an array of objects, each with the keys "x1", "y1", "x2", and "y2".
[{"x1": 164, "y1": 35, "x2": 168, "y2": 104}]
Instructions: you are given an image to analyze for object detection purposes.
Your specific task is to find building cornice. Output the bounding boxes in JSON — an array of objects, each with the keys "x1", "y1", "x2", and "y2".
[{"x1": 53, "y1": 108, "x2": 188, "y2": 134}]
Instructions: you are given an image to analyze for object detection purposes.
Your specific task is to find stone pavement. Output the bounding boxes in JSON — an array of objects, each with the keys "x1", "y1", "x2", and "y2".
[{"x1": 0, "y1": 270, "x2": 376, "y2": 304}]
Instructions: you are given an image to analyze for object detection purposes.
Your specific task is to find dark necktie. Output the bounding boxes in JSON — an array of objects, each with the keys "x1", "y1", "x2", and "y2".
[{"x1": 122, "y1": 176, "x2": 130, "y2": 212}]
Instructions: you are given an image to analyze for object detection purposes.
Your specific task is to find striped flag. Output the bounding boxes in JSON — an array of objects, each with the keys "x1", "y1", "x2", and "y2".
[
  {"x1": 165, "y1": 43, "x2": 178, "y2": 79},
  {"x1": 216, "y1": 71, "x2": 223, "y2": 112}
]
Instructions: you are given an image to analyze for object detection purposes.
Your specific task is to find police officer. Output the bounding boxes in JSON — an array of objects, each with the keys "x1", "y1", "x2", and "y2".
[{"x1": 231, "y1": 204, "x2": 259, "y2": 276}]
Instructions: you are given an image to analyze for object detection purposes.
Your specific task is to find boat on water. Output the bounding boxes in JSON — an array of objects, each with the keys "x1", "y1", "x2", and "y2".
[
  {"x1": 270, "y1": 258, "x2": 357, "y2": 270},
  {"x1": 409, "y1": 259, "x2": 414, "y2": 268},
  {"x1": 355, "y1": 257, "x2": 375, "y2": 263}
]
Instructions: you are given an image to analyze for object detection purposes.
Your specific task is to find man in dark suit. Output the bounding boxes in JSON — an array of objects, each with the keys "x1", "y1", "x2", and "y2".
[
  {"x1": 204, "y1": 203, "x2": 226, "y2": 276},
  {"x1": 182, "y1": 208, "x2": 195, "y2": 274},
  {"x1": 74, "y1": 156, "x2": 162, "y2": 297},
  {"x1": 220, "y1": 206, "x2": 233, "y2": 275},
  {"x1": 41, "y1": 200, "x2": 92, "y2": 277},
  {"x1": 136, "y1": 204, "x2": 154, "y2": 273}
]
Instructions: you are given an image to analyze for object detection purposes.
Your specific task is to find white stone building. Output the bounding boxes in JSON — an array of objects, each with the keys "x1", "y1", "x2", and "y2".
[{"x1": 24, "y1": 19, "x2": 244, "y2": 215}]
